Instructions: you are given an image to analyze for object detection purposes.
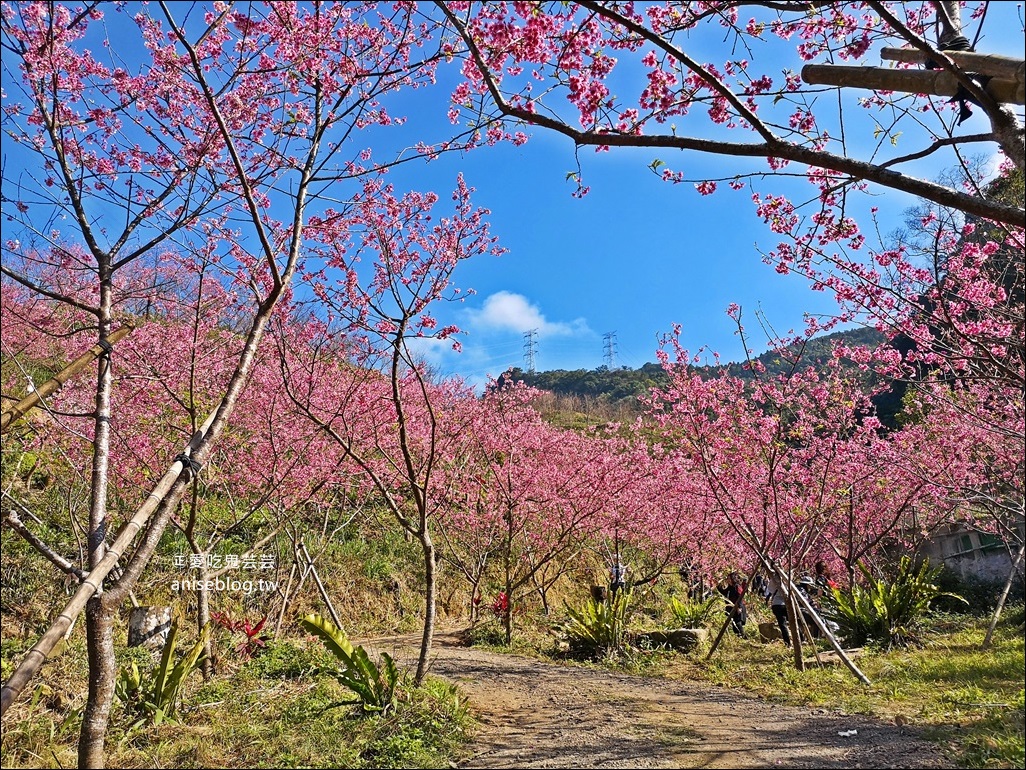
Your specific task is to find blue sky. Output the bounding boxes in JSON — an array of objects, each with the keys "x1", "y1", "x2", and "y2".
[
  {"x1": 3, "y1": 3, "x2": 1021, "y2": 392},
  {"x1": 373, "y1": 5, "x2": 1025, "y2": 389},
  {"x1": 398, "y1": 137, "x2": 844, "y2": 379}
]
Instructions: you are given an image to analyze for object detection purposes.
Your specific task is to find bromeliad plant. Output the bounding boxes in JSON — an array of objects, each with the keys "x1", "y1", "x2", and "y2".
[
  {"x1": 299, "y1": 613, "x2": 401, "y2": 714},
  {"x1": 824, "y1": 556, "x2": 966, "y2": 648},
  {"x1": 667, "y1": 594, "x2": 721, "y2": 629},
  {"x1": 560, "y1": 587, "x2": 634, "y2": 660},
  {"x1": 115, "y1": 621, "x2": 209, "y2": 728}
]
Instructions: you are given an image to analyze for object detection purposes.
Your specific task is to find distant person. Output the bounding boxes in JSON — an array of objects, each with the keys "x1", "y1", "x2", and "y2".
[
  {"x1": 807, "y1": 560, "x2": 841, "y2": 639},
  {"x1": 797, "y1": 576, "x2": 822, "y2": 638},
  {"x1": 813, "y1": 560, "x2": 838, "y2": 601},
  {"x1": 717, "y1": 572, "x2": 747, "y2": 636},
  {"x1": 764, "y1": 572, "x2": 791, "y2": 646},
  {"x1": 609, "y1": 559, "x2": 628, "y2": 595},
  {"x1": 750, "y1": 573, "x2": 768, "y2": 600}
]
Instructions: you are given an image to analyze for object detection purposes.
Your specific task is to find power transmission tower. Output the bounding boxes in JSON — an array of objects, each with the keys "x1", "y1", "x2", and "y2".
[
  {"x1": 523, "y1": 329, "x2": 538, "y2": 373},
  {"x1": 603, "y1": 331, "x2": 618, "y2": 369}
]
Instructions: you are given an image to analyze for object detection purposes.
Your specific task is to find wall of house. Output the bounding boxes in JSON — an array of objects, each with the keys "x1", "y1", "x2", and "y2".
[{"x1": 920, "y1": 524, "x2": 1017, "y2": 583}]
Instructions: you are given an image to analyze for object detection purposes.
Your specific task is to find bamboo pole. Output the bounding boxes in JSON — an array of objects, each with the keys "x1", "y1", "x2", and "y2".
[
  {"x1": 880, "y1": 47, "x2": 1025, "y2": 83},
  {"x1": 1, "y1": 325, "x2": 134, "y2": 434},
  {"x1": 0, "y1": 404, "x2": 219, "y2": 718},
  {"x1": 802, "y1": 64, "x2": 1023, "y2": 105},
  {"x1": 273, "y1": 562, "x2": 299, "y2": 640},
  {"x1": 785, "y1": 587, "x2": 805, "y2": 672},
  {"x1": 300, "y1": 541, "x2": 343, "y2": 631}
]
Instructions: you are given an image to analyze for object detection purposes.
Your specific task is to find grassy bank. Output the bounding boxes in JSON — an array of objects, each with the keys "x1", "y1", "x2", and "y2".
[{"x1": 1, "y1": 634, "x2": 471, "y2": 769}]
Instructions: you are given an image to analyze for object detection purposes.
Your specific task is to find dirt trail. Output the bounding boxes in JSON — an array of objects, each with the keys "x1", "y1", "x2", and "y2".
[{"x1": 365, "y1": 630, "x2": 955, "y2": 769}]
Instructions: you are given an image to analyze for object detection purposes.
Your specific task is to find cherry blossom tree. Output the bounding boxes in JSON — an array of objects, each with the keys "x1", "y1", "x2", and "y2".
[
  {"x1": 897, "y1": 377, "x2": 1024, "y2": 644},
  {"x1": 588, "y1": 443, "x2": 712, "y2": 596},
  {"x1": 275, "y1": 173, "x2": 502, "y2": 684},
  {"x1": 1, "y1": 3, "x2": 470, "y2": 764},
  {"x1": 435, "y1": 3, "x2": 1023, "y2": 644},
  {"x1": 437, "y1": 1, "x2": 1023, "y2": 438},
  {"x1": 438, "y1": 1, "x2": 1023, "y2": 220},
  {"x1": 440, "y1": 378, "x2": 647, "y2": 643}
]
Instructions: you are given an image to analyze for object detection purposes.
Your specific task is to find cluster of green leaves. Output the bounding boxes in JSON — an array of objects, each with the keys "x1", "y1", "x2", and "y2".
[
  {"x1": 559, "y1": 588, "x2": 634, "y2": 659},
  {"x1": 299, "y1": 613, "x2": 400, "y2": 714},
  {"x1": 115, "y1": 621, "x2": 209, "y2": 728},
  {"x1": 825, "y1": 556, "x2": 966, "y2": 648},
  {"x1": 666, "y1": 594, "x2": 721, "y2": 628}
]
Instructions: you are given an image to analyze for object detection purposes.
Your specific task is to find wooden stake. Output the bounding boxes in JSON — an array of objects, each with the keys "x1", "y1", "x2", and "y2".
[
  {"x1": 785, "y1": 573, "x2": 871, "y2": 686},
  {"x1": 706, "y1": 559, "x2": 760, "y2": 660},
  {"x1": 982, "y1": 543, "x2": 1026, "y2": 650}
]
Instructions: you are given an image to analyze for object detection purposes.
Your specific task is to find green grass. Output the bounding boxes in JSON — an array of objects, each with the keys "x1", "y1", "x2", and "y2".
[{"x1": 1, "y1": 636, "x2": 472, "y2": 769}]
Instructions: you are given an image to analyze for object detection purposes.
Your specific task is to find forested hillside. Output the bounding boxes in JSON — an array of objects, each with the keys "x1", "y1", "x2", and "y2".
[{"x1": 505, "y1": 326, "x2": 896, "y2": 423}]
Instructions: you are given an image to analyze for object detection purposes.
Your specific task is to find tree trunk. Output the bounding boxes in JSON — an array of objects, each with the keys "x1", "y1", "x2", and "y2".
[
  {"x1": 786, "y1": 594, "x2": 805, "y2": 672},
  {"x1": 79, "y1": 598, "x2": 116, "y2": 769},
  {"x1": 196, "y1": 562, "x2": 213, "y2": 678},
  {"x1": 80, "y1": 295, "x2": 116, "y2": 770},
  {"x1": 470, "y1": 575, "x2": 482, "y2": 624},
  {"x1": 415, "y1": 536, "x2": 436, "y2": 686}
]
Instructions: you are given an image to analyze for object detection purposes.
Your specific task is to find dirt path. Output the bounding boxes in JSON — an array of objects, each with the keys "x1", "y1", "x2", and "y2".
[{"x1": 365, "y1": 630, "x2": 955, "y2": 769}]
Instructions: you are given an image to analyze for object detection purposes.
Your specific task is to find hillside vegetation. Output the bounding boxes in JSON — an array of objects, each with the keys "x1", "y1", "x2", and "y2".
[{"x1": 506, "y1": 326, "x2": 898, "y2": 425}]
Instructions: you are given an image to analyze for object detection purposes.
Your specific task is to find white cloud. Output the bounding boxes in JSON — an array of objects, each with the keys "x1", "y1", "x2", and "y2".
[{"x1": 467, "y1": 291, "x2": 590, "y2": 337}]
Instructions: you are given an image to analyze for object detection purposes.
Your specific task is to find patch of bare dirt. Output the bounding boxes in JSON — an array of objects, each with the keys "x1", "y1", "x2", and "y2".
[{"x1": 367, "y1": 630, "x2": 955, "y2": 769}]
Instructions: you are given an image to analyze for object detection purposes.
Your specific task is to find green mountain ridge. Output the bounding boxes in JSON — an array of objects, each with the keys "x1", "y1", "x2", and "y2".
[{"x1": 505, "y1": 326, "x2": 887, "y2": 403}]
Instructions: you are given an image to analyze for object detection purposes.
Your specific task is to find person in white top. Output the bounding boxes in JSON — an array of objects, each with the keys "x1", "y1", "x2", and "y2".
[{"x1": 764, "y1": 573, "x2": 791, "y2": 646}]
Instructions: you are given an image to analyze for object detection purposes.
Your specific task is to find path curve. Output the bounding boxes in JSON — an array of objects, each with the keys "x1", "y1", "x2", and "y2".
[{"x1": 363, "y1": 630, "x2": 954, "y2": 769}]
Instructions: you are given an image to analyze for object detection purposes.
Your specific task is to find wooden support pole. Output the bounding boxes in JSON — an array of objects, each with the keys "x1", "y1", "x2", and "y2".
[
  {"x1": 880, "y1": 48, "x2": 1025, "y2": 84},
  {"x1": 1, "y1": 325, "x2": 134, "y2": 434},
  {"x1": 802, "y1": 64, "x2": 1023, "y2": 105},
  {"x1": 785, "y1": 588, "x2": 805, "y2": 672},
  {"x1": 982, "y1": 543, "x2": 1026, "y2": 650},
  {"x1": 784, "y1": 571, "x2": 871, "y2": 686},
  {"x1": 300, "y1": 540, "x2": 344, "y2": 631},
  {"x1": 0, "y1": 404, "x2": 219, "y2": 718},
  {"x1": 273, "y1": 562, "x2": 299, "y2": 640}
]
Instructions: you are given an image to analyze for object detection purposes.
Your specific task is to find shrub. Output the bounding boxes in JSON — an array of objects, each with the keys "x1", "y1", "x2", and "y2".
[
  {"x1": 932, "y1": 564, "x2": 1023, "y2": 615},
  {"x1": 457, "y1": 621, "x2": 506, "y2": 648},
  {"x1": 210, "y1": 611, "x2": 270, "y2": 660},
  {"x1": 824, "y1": 556, "x2": 966, "y2": 648},
  {"x1": 559, "y1": 588, "x2": 633, "y2": 660},
  {"x1": 248, "y1": 639, "x2": 324, "y2": 679},
  {"x1": 489, "y1": 592, "x2": 509, "y2": 618}
]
